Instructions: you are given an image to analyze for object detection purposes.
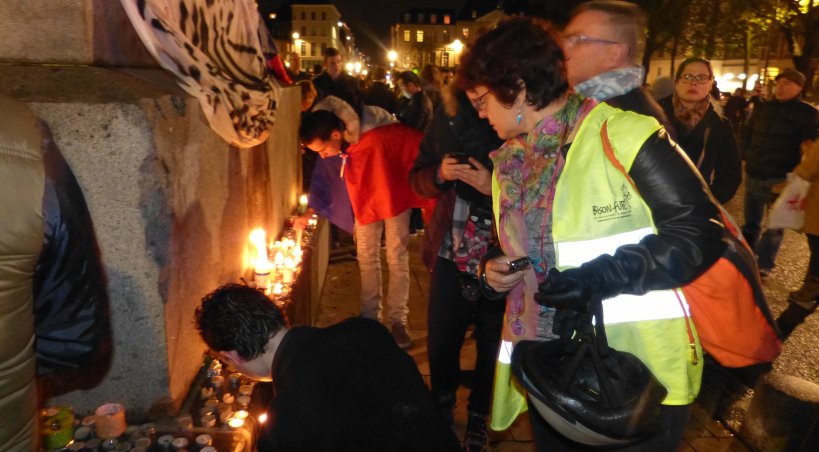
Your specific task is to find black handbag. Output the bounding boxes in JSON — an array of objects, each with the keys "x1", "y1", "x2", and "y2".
[{"x1": 511, "y1": 297, "x2": 668, "y2": 446}]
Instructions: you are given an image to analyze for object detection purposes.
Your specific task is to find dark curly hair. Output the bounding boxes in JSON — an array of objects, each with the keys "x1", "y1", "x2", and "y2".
[
  {"x1": 458, "y1": 17, "x2": 568, "y2": 110},
  {"x1": 195, "y1": 283, "x2": 289, "y2": 360}
]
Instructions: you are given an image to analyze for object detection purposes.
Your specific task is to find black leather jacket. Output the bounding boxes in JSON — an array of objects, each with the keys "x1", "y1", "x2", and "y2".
[{"x1": 580, "y1": 128, "x2": 726, "y2": 298}]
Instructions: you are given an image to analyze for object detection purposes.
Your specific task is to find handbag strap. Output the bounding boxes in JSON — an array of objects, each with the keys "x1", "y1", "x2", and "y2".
[{"x1": 695, "y1": 127, "x2": 711, "y2": 170}]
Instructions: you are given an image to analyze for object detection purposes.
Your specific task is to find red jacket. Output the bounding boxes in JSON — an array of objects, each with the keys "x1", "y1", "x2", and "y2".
[{"x1": 344, "y1": 123, "x2": 431, "y2": 225}]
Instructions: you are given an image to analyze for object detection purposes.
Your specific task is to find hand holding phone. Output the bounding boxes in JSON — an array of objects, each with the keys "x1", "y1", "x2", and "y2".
[{"x1": 507, "y1": 257, "x2": 531, "y2": 273}]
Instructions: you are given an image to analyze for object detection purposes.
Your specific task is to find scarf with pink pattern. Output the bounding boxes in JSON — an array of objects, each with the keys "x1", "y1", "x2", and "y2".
[{"x1": 490, "y1": 94, "x2": 597, "y2": 343}]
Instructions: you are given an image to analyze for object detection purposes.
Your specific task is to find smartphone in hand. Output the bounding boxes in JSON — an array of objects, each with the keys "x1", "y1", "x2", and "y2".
[
  {"x1": 447, "y1": 152, "x2": 476, "y2": 169},
  {"x1": 507, "y1": 257, "x2": 531, "y2": 273}
]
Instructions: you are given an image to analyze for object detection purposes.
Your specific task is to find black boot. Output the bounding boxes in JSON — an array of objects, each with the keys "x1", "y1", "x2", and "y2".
[{"x1": 463, "y1": 411, "x2": 488, "y2": 452}]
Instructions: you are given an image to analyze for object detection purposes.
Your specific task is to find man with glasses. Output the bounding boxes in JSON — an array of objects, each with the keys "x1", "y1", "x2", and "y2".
[
  {"x1": 562, "y1": 0, "x2": 673, "y2": 132},
  {"x1": 741, "y1": 69, "x2": 819, "y2": 278},
  {"x1": 300, "y1": 104, "x2": 429, "y2": 349}
]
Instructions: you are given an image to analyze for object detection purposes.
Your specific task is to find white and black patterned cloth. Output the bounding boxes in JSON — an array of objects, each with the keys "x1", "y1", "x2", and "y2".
[{"x1": 121, "y1": 0, "x2": 281, "y2": 148}]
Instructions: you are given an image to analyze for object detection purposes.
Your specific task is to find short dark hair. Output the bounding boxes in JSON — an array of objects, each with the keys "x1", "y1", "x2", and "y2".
[
  {"x1": 299, "y1": 110, "x2": 345, "y2": 143},
  {"x1": 571, "y1": 1, "x2": 647, "y2": 61},
  {"x1": 324, "y1": 47, "x2": 340, "y2": 58},
  {"x1": 397, "y1": 71, "x2": 422, "y2": 87},
  {"x1": 195, "y1": 284, "x2": 288, "y2": 360},
  {"x1": 458, "y1": 17, "x2": 568, "y2": 109},
  {"x1": 675, "y1": 56, "x2": 713, "y2": 81}
]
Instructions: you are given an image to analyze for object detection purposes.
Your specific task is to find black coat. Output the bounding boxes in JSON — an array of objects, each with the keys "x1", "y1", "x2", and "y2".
[
  {"x1": 363, "y1": 81, "x2": 398, "y2": 114},
  {"x1": 312, "y1": 71, "x2": 363, "y2": 116},
  {"x1": 409, "y1": 91, "x2": 503, "y2": 270},
  {"x1": 741, "y1": 97, "x2": 819, "y2": 180},
  {"x1": 258, "y1": 318, "x2": 461, "y2": 452},
  {"x1": 659, "y1": 96, "x2": 742, "y2": 203}
]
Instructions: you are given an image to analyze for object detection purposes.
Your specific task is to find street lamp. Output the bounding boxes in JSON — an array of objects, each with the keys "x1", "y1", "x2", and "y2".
[
  {"x1": 387, "y1": 50, "x2": 398, "y2": 68},
  {"x1": 451, "y1": 39, "x2": 463, "y2": 67},
  {"x1": 292, "y1": 32, "x2": 300, "y2": 40}
]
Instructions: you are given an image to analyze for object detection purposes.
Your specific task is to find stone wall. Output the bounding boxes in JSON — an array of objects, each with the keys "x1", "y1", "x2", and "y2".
[
  {"x1": 0, "y1": 0, "x2": 156, "y2": 66},
  {"x1": 0, "y1": 63, "x2": 305, "y2": 418}
]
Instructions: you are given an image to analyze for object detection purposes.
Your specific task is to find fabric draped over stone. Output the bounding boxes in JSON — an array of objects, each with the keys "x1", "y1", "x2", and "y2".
[{"x1": 120, "y1": 0, "x2": 281, "y2": 148}]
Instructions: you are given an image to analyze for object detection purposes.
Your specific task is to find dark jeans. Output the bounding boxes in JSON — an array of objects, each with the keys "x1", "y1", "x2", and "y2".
[
  {"x1": 742, "y1": 175, "x2": 785, "y2": 270},
  {"x1": 808, "y1": 234, "x2": 819, "y2": 278},
  {"x1": 529, "y1": 401, "x2": 690, "y2": 451},
  {"x1": 427, "y1": 257, "x2": 505, "y2": 416}
]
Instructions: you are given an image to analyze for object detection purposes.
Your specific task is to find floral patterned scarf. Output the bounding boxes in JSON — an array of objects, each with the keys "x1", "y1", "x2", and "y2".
[
  {"x1": 490, "y1": 94, "x2": 598, "y2": 342},
  {"x1": 672, "y1": 92, "x2": 711, "y2": 131}
]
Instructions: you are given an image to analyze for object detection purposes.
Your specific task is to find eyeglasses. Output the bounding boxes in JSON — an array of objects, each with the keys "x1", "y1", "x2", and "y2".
[
  {"x1": 679, "y1": 73, "x2": 712, "y2": 85},
  {"x1": 470, "y1": 90, "x2": 491, "y2": 112},
  {"x1": 563, "y1": 33, "x2": 621, "y2": 48}
]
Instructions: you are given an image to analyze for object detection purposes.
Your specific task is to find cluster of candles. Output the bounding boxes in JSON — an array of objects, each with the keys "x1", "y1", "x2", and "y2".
[
  {"x1": 198, "y1": 369, "x2": 254, "y2": 431},
  {"x1": 249, "y1": 198, "x2": 318, "y2": 304}
]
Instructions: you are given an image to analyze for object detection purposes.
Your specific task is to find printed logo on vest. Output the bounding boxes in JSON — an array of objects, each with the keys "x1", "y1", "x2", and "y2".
[{"x1": 591, "y1": 183, "x2": 632, "y2": 222}]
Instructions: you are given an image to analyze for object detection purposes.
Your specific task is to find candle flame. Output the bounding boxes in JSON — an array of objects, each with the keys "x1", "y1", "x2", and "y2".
[
  {"x1": 258, "y1": 413, "x2": 268, "y2": 424},
  {"x1": 250, "y1": 229, "x2": 271, "y2": 272},
  {"x1": 228, "y1": 417, "x2": 245, "y2": 428},
  {"x1": 299, "y1": 194, "x2": 309, "y2": 206}
]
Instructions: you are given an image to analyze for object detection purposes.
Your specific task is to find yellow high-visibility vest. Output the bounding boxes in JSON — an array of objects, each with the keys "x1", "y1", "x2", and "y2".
[{"x1": 489, "y1": 103, "x2": 702, "y2": 431}]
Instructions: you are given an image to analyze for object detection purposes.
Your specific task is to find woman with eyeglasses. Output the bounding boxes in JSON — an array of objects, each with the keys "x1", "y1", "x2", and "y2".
[
  {"x1": 658, "y1": 57, "x2": 742, "y2": 204},
  {"x1": 459, "y1": 18, "x2": 726, "y2": 451}
]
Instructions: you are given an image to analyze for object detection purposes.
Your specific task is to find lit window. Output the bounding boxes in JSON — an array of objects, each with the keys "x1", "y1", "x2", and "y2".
[
  {"x1": 444, "y1": 15, "x2": 451, "y2": 24},
  {"x1": 404, "y1": 30, "x2": 410, "y2": 42},
  {"x1": 462, "y1": 28, "x2": 469, "y2": 40},
  {"x1": 417, "y1": 30, "x2": 424, "y2": 42},
  {"x1": 431, "y1": 14, "x2": 437, "y2": 24}
]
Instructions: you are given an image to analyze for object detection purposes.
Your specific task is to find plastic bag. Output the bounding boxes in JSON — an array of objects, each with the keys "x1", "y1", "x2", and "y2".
[{"x1": 768, "y1": 173, "x2": 809, "y2": 230}]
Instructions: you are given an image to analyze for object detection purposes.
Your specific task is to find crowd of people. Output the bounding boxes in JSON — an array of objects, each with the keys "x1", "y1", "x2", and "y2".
[
  {"x1": 195, "y1": 1, "x2": 818, "y2": 451},
  {"x1": 5, "y1": 1, "x2": 819, "y2": 451}
]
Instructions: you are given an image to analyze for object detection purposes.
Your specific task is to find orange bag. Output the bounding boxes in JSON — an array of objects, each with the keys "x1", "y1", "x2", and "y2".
[{"x1": 601, "y1": 122, "x2": 782, "y2": 367}]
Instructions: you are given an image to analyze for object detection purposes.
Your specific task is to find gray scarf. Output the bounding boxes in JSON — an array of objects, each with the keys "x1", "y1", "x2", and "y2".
[{"x1": 574, "y1": 66, "x2": 645, "y2": 101}]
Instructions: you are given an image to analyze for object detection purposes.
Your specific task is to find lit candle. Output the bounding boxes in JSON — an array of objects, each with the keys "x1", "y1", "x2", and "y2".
[
  {"x1": 282, "y1": 257, "x2": 295, "y2": 284},
  {"x1": 258, "y1": 413, "x2": 268, "y2": 424},
  {"x1": 234, "y1": 410, "x2": 249, "y2": 419},
  {"x1": 228, "y1": 416, "x2": 245, "y2": 429},
  {"x1": 298, "y1": 193, "x2": 309, "y2": 213},
  {"x1": 250, "y1": 229, "x2": 272, "y2": 289},
  {"x1": 272, "y1": 282, "x2": 283, "y2": 295}
]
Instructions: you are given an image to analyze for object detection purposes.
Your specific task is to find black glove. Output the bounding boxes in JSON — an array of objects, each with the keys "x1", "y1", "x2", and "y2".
[
  {"x1": 536, "y1": 267, "x2": 602, "y2": 339},
  {"x1": 534, "y1": 267, "x2": 594, "y2": 312}
]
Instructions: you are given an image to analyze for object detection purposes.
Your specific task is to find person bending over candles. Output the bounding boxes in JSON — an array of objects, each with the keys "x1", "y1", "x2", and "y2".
[{"x1": 195, "y1": 284, "x2": 460, "y2": 451}]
